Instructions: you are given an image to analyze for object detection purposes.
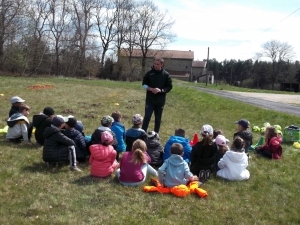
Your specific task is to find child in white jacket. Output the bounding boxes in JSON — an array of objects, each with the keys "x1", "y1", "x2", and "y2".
[{"x1": 217, "y1": 136, "x2": 250, "y2": 181}]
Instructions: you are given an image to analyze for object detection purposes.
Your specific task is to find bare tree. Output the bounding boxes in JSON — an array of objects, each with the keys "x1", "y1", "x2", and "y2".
[
  {"x1": 133, "y1": 0, "x2": 175, "y2": 74},
  {"x1": 25, "y1": 0, "x2": 52, "y2": 74},
  {"x1": 113, "y1": 0, "x2": 133, "y2": 54},
  {"x1": 0, "y1": 0, "x2": 24, "y2": 70},
  {"x1": 94, "y1": 0, "x2": 116, "y2": 69},
  {"x1": 261, "y1": 40, "x2": 295, "y2": 89},
  {"x1": 71, "y1": 0, "x2": 96, "y2": 76},
  {"x1": 48, "y1": 0, "x2": 71, "y2": 75}
]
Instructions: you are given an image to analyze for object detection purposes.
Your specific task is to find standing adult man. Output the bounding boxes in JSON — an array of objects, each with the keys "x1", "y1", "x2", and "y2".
[{"x1": 142, "y1": 57, "x2": 172, "y2": 133}]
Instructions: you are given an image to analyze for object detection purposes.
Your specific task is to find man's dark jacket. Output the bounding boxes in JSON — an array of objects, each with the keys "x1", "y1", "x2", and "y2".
[{"x1": 142, "y1": 67, "x2": 172, "y2": 105}]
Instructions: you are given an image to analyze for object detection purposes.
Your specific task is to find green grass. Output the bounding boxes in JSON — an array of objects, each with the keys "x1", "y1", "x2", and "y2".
[{"x1": 1, "y1": 76, "x2": 300, "y2": 224}]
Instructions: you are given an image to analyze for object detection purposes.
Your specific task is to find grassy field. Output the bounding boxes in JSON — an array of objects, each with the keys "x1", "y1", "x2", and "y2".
[{"x1": 1, "y1": 76, "x2": 300, "y2": 225}]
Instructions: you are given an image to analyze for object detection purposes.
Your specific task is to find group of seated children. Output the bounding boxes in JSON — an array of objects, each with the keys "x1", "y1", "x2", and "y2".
[{"x1": 6, "y1": 96, "x2": 283, "y2": 185}]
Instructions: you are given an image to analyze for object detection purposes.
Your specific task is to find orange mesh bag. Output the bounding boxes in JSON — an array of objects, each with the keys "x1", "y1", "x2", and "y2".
[
  {"x1": 187, "y1": 181, "x2": 199, "y2": 193},
  {"x1": 143, "y1": 186, "x2": 158, "y2": 192},
  {"x1": 170, "y1": 185, "x2": 190, "y2": 197},
  {"x1": 143, "y1": 178, "x2": 171, "y2": 194},
  {"x1": 195, "y1": 188, "x2": 208, "y2": 198}
]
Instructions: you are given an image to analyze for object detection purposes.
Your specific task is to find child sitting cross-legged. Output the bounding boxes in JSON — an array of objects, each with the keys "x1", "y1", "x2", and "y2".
[
  {"x1": 125, "y1": 114, "x2": 147, "y2": 152},
  {"x1": 43, "y1": 115, "x2": 82, "y2": 172},
  {"x1": 89, "y1": 131, "x2": 119, "y2": 178},
  {"x1": 217, "y1": 136, "x2": 250, "y2": 181},
  {"x1": 116, "y1": 139, "x2": 158, "y2": 186},
  {"x1": 63, "y1": 116, "x2": 89, "y2": 162},
  {"x1": 158, "y1": 143, "x2": 198, "y2": 188},
  {"x1": 163, "y1": 128, "x2": 192, "y2": 163},
  {"x1": 255, "y1": 126, "x2": 282, "y2": 159},
  {"x1": 6, "y1": 104, "x2": 31, "y2": 144},
  {"x1": 110, "y1": 111, "x2": 126, "y2": 161},
  {"x1": 190, "y1": 124, "x2": 218, "y2": 182},
  {"x1": 145, "y1": 131, "x2": 164, "y2": 168},
  {"x1": 32, "y1": 107, "x2": 55, "y2": 145}
]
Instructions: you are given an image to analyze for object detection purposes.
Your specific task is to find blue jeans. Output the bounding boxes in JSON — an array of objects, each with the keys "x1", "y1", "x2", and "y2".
[
  {"x1": 142, "y1": 102, "x2": 164, "y2": 133},
  {"x1": 116, "y1": 164, "x2": 158, "y2": 186}
]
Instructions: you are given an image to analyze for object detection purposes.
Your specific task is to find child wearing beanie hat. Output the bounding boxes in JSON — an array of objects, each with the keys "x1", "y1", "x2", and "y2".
[
  {"x1": 125, "y1": 114, "x2": 147, "y2": 152},
  {"x1": 88, "y1": 115, "x2": 118, "y2": 152},
  {"x1": 32, "y1": 107, "x2": 55, "y2": 145}
]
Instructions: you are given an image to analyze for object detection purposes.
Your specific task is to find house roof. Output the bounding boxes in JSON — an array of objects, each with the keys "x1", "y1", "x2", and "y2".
[
  {"x1": 192, "y1": 61, "x2": 207, "y2": 68},
  {"x1": 120, "y1": 49, "x2": 194, "y2": 60}
]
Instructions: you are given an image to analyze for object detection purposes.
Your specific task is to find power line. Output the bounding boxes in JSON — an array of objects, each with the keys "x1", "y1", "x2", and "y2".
[{"x1": 262, "y1": 7, "x2": 300, "y2": 33}]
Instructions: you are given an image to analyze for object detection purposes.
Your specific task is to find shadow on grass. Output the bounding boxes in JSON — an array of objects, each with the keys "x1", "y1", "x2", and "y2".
[
  {"x1": 72, "y1": 174, "x2": 120, "y2": 186},
  {"x1": 21, "y1": 162, "x2": 82, "y2": 174}
]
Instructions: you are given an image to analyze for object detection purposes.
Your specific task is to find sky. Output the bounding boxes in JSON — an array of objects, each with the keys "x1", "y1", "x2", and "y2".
[{"x1": 152, "y1": 0, "x2": 300, "y2": 62}]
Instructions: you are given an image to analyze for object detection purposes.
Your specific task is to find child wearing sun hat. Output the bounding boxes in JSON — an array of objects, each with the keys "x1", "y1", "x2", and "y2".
[
  {"x1": 190, "y1": 124, "x2": 218, "y2": 182},
  {"x1": 125, "y1": 114, "x2": 147, "y2": 152}
]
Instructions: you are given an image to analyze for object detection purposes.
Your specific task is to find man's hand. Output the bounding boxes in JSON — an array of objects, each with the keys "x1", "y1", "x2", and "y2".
[{"x1": 152, "y1": 88, "x2": 161, "y2": 94}]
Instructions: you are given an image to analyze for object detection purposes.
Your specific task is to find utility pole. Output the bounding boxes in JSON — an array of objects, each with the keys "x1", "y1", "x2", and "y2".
[
  {"x1": 230, "y1": 66, "x2": 233, "y2": 85},
  {"x1": 206, "y1": 47, "x2": 209, "y2": 86}
]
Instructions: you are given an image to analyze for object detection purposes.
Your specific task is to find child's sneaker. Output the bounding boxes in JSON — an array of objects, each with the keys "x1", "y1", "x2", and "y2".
[
  {"x1": 199, "y1": 170, "x2": 206, "y2": 182},
  {"x1": 70, "y1": 166, "x2": 82, "y2": 172},
  {"x1": 205, "y1": 170, "x2": 211, "y2": 180}
]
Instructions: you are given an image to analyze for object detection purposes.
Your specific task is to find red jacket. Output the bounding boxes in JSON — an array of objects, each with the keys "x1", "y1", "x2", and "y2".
[
  {"x1": 259, "y1": 136, "x2": 282, "y2": 159},
  {"x1": 89, "y1": 144, "x2": 119, "y2": 177}
]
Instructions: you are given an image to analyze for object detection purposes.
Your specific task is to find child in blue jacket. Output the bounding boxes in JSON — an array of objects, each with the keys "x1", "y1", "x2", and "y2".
[
  {"x1": 111, "y1": 111, "x2": 126, "y2": 161},
  {"x1": 159, "y1": 143, "x2": 198, "y2": 188},
  {"x1": 163, "y1": 128, "x2": 192, "y2": 163}
]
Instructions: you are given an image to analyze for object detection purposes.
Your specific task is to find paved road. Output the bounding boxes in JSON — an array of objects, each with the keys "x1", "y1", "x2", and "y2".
[{"x1": 190, "y1": 86, "x2": 300, "y2": 117}]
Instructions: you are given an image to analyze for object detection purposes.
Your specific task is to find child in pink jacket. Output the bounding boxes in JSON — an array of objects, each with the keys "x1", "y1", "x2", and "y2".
[{"x1": 89, "y1": 131, "x2": 119, "y2": 178}]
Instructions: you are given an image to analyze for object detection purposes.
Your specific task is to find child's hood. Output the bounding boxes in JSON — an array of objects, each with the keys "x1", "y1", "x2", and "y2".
[
  {"x1": 169, "y1": 135, "x2": 189, "y2": 144},
  {"x1": 226, "y1": 151, "x2": 247, "y2": 163},
  {"x1": 32, "y1": 113, "x2": 48, "y2": 127},
  {"x1": 168, "y1": 154, "x2": 185, "y2": 167},
  {"x1": 43, "y1": 126, "x2": 60, "y2": 138},
  {"x1": 98, "y1": 126, "x2": 111, "y2": 132},
  {"x1": 7, "y1": 113, "x2": 29, "y2": 127},
  {"x1": 63, "y1": 128, "x2": 81, "y2": 139},
  {"x1": 145, "y1": 137, "x2": 161, "y2": 148}
]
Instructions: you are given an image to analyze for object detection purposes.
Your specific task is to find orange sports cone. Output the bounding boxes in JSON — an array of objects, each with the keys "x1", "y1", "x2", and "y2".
[{"x1": 190, "y1": 133, "x2": 199, "y2": 146}]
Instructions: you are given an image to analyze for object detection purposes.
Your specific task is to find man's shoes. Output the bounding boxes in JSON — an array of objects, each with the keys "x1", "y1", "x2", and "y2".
[{"x1": 70, "y1": 166, "x2": 82, "y2": 172}]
